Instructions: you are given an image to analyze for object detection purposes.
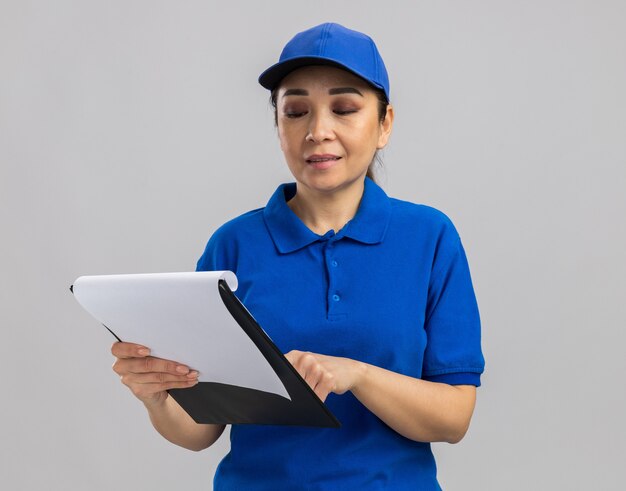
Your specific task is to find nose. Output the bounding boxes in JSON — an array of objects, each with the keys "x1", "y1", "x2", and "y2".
[{"x1": 305, "y1": 110, "x2": 336, "y2": 143}]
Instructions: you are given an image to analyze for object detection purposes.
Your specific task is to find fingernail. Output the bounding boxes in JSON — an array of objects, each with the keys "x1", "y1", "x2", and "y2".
[
  {"x1": 138, "y1": 348, "x2": 150, "y2": 356},
  {"x1": 176, "y1": 365, "x2": 189, "y2": 374},
  {"x1": 186, "y1": 370, "x2": 199, "y2": 378}
]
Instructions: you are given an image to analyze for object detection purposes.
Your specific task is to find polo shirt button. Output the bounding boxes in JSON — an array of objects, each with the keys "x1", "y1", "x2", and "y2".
[
  {"x1": 332, "y1": 294, "x2": 340, "y2": 302},
  {"x1": 331, "y1": 260, "x2": 338, "y2": 267}
]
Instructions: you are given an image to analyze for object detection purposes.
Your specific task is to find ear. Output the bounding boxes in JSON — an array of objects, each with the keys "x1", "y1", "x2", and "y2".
[{"x1": 376, "y1": 104, "x2": 394, "y2": 149}]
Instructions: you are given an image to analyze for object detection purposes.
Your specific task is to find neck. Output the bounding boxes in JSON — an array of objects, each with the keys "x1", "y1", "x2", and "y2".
[{"x1": 287, "y1": 179, "x2": 366, "y2": 235}]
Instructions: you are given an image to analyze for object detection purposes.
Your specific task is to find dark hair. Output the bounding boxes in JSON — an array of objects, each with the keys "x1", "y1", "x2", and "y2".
[{"x1": 269, "y1": 84, "x2": 389, "y2": 183}]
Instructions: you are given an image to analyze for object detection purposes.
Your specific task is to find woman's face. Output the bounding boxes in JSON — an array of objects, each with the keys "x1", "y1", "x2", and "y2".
[{"x1": 275, "y1": 65, "x2": 393, "y2": 196}]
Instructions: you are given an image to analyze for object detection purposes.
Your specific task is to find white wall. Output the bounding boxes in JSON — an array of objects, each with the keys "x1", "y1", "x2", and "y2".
[{"x1": 1, "y1": 1, "x2": 625, "y2": 489}]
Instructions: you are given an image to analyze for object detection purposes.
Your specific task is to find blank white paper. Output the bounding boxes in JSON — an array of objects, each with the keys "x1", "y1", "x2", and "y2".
[{"x1": 72, "y1": 271, "x2": 290, "y2": 400}]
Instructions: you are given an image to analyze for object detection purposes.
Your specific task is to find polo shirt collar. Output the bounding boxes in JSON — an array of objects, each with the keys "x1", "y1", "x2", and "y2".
[{"x1": 263, "y1": 177, "x2": 392, "y2": 254}]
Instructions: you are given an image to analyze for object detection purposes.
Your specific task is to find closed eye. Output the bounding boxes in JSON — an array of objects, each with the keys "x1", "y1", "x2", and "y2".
[
  {"x1": 285, "y1": 111, "x2": 307, "y2": 118},
  {"x1": 334, "y1": 109, "x2": 358, "y2": 115}
]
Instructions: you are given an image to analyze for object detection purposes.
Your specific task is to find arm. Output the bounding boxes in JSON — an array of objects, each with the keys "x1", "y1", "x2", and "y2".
[
  {"x1": 285, "y1": 350, "x2": 476, "y2": 444},
  {"x1": 111, "y1": 342, "x2": 225, "y2": 451},
  {"x1": 351, "y1": 362, "x2": 475, "y2": 443},
  {"x1": 144, "y1": 394, "x2": 226, "y2": 452}
]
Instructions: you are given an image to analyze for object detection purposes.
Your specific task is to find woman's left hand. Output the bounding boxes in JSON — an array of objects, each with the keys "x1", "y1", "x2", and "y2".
[{"x1": 284, "y1": 350, "x2": 365, "y2": 402}]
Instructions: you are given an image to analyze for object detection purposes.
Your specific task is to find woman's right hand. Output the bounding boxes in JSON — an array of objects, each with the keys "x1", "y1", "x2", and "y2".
[{"x1": 111, "y1": 342, "x2": 199, "y2": 408}]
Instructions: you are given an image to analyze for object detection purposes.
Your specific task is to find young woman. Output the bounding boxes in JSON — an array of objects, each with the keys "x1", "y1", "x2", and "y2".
[{"x1": 111, "y1": 23, "x2": 485, "y2": 490}]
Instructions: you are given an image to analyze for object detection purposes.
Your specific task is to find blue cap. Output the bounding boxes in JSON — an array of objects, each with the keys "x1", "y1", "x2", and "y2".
[{"x1": 258, "y1": 23, "x2": 390, "y2": 101}]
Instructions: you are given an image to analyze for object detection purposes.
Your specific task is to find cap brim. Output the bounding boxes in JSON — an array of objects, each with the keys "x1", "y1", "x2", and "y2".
[{"x1": 258, "y1": 56, "x2": 386, "y2": 96}]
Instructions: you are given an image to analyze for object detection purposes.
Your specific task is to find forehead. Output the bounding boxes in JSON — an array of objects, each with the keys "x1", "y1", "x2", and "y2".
[{"x1": 277, "y1": 65, "x2": 372, "y2": 93}]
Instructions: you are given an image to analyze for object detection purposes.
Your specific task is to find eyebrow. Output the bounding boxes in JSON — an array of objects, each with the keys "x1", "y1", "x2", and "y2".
[{"x1": 282, "y1": 87, "x2": 364, "y2": 97}]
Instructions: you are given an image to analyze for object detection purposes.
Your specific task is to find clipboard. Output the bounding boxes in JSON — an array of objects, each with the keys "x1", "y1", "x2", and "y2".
[
  {"x1": 71, "y1": 272, "x2": 340, "y2": 428},
  {"x1": 171, "y1": 279, "x2": 339, "y2": 427}
]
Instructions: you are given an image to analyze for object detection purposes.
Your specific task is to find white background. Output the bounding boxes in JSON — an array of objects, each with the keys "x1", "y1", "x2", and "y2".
[{"x1": 1, "y1": 1, "x2": 625, "y2": 489}]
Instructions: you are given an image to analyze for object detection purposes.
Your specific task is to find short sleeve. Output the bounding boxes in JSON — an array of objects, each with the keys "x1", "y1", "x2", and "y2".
[
  {"x1": 195, "y1": 224, "x2": 237, "y2": 273},
  {"x1": 422, "y1": 220, "x2": 485, "y2": 386}
]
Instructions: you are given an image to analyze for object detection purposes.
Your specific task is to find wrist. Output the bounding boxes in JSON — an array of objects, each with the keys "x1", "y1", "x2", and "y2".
[
  {"x1": 142, "y1": 392, "x2": 170, "y2": 413},
  {"x1": 349, "y1": 359, "x2": 369, "y2": 393}
]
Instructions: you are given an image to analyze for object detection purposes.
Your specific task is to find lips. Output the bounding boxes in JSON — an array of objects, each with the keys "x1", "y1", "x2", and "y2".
[{"x1": 305, "y1": 154, "x2": 341, "y2": 163}]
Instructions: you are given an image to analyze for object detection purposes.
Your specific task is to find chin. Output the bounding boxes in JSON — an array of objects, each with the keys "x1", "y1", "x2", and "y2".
[{"x1": 298, "y1": 172, "x2": 364, "y2": 195}]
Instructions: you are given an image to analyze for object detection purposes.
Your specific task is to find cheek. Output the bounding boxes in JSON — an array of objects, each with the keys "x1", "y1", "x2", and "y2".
[
  {"x1": 278, "y1": 125, "x2": 303, "y2": 153},
  {"x1": 349, "y1": 123, "x2": 381, "y2": 155},
  {"x1": 278, "y1": 133, "x2": 287, "y2": 153},
  {"x1": 278, "y1": 127, "x2": 300, "y2": 159},
  {"x1": 277, "y1": 126, "x2": 290, "y2": 153}
]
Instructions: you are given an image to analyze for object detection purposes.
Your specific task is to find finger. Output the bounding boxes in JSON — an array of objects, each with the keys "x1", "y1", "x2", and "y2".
[
  {"x1": 111, "y1": 342, "x2": 150, "y2": 359},
  {"x1": 287, "y1": 351, "x2": 322, "y2": 385},
  {"x1": 313, "y1": 383, "x2": 330, "y2": 402},
  {"x1": 129, "y1": 378, "x2": 199, "y2": 399},
  {"x1": 115, "y1": 356, "x2": 192, "y2": 376},
  {"x1": 313, "y1": 371, "x2": 337, "y2": 402},
  {"x1": 121, "y1": 371, "x2": 199, "y2": 386},
  {"x1": 285, "y1": 350, "x2": 308, "y2": 377},
  {"x1": 299, "y1": 352, "x2": 321, "y2": 381},
  {"x1": 284, "y1": 350, "x2": 302, "y2": 365},
  {"x1": 304, "y1": 362, "x2": 325, "y2": 388},
  {"x1": 314, "y1": 371, "x2": 335, "y2": 396},
  {"x1": 298, "y1": 357, "x2": 328, "y2": 393},
  {"x1": 285, "y1": 351, "x2": 330, "y2": 397}
]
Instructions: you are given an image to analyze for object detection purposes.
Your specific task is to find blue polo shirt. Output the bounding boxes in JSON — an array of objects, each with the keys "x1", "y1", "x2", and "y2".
[{"x1": 196, "y1": 177, "x2": 484, "y2": 490}]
